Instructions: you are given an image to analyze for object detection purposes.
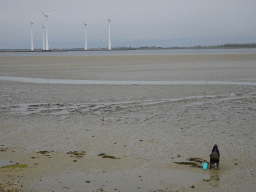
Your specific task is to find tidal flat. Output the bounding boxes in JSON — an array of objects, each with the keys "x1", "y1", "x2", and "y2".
[{"x1": 0, "y1": 54, "x2": 256, "y2": 191}]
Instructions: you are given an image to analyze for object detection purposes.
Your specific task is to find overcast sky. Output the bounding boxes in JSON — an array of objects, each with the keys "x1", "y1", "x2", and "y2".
[{"x1": 0, "y1": 0, "x2": 255, "y2": 49}]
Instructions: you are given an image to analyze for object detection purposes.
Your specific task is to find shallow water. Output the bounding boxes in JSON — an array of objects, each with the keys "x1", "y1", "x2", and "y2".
[
  {"x1": 32, "y1": 168, "x2": 206, "y2": 192},
  {"x1": 1, "y1": 76, "x2": 256, "y2": 85},
  {"x1": 0, "y1": 160, "x2": 12, "y2": 167}
]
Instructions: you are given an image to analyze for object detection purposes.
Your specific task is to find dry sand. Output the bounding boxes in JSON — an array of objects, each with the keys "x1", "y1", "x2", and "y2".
[{"x1": 0, "y1": 54, "x2": 256, "y2": 191}]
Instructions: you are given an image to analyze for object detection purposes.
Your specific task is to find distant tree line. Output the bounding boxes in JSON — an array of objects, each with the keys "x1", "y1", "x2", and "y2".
[
  {"x1": 188, "y1": 43, "x2": 256, "y2": 49},
  {"x1": 217, "y1": 43, "x2": 256, "y2": 48},
  {"x1": 137, "y1": 43, "x2": 256, "y2": 50}
]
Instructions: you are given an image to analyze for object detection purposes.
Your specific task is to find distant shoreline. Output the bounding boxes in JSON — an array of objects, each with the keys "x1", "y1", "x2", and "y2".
[
  {"x1": 1, "y1": 43, "x2": 256, "y2": 52},
  {"x1": 1, "y1": 47, "x2": 256, "y2": 53}
]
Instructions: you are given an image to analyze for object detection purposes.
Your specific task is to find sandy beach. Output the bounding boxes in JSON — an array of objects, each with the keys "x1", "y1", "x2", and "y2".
[{"x1": 0, "y1": 54, "x2": 256, "y2": 192}]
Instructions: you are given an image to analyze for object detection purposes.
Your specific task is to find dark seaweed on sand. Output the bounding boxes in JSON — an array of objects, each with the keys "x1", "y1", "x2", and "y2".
[
  {"x1": 98, "y1": 153, "x2": 120, "y2": 159},
  {"x1": 0, "y1": 148, "x2": 7, "y2": 152},
  {"x1": 37, "y1": 150, "x2": 50, "y2": 154},
  {"x1": 174, "y1": 157, "x2": 208, "y2": 167},
  {"x1": 66, "y1": 151, "x2": 86, "y2": 158}
]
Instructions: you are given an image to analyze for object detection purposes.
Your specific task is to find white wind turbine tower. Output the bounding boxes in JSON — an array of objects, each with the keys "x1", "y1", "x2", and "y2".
[
  {"x1": 108, "y1": 19, "x2": 111, "y2": 50},
  {"x1": 42, "y1": 25, "x2": 46, "y2": 50},
  {"x1": 40, "y1": 11, "x2": 54, "y2": 50},
  {"x1": 83, "y1": 22, "x2": 88, "y2": 50},
  {"x1": 30, "y1": 22, "x2": 34, "y2": 51}
]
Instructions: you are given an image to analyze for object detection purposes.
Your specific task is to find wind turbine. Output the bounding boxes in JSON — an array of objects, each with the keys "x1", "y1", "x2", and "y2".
[
  {"x1": 83, "y1": 22, "x2": 88, "y2": 50},
  {"x1": 30, "y1": 22, "x2": 34, "y2": 51},
  {"x1": 108, "y1": 19, "x2": 111, "y2": 50},
  {"x1": 40, "y1": 11, "x2": 54, "y2": 50},
  {"x1": 42, "y1": 24, "x2": 46, "y2": 50}
]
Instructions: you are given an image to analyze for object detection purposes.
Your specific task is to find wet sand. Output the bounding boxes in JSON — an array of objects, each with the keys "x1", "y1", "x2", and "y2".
[
  {"x1": 0, "y1": 54, "x2": 256, "y2": 191},
  {"x1": 1, "y1": 54, "x2": 256, "y2": 81}
]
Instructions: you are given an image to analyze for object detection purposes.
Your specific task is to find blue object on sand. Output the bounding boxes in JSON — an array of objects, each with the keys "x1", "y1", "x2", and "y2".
[{"x1": 202, "y1": 162, "x2": 207, "y2": 169}]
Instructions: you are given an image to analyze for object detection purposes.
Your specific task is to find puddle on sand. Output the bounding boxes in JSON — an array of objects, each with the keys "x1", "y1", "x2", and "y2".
[
  {"x1": 1, "y1": 76, "x2": 256, "y2": 85},
  {"x1": 0, "y1": 160, "x2": 12, "y2": 167},
  {"x1": 28, "y1": 168, "x2": 206, "y2": 192}
]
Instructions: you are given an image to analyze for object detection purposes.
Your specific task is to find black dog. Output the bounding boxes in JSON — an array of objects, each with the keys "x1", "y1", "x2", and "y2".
[{"x1": 210, "y1": 152, "x2": 219, "y2": 169}]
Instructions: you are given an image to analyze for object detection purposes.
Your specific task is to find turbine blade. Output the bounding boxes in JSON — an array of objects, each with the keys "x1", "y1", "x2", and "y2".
[
  {"x1": 40, "y1": 11, "x2": 47, "y2": 16},
  {"x1": 80, "y1": 19, "x2": 86, "y2": 25}
]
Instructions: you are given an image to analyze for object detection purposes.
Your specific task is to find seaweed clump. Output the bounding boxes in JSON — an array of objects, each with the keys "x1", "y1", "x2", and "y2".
[
  {"x1": 1, "y1": 164, "x2": 28, "y2": 169},
  {"x1": 37, "y1": 150, "x2": 50, "y2": 154},
  {"x1": 174, "y1": 157, "x2": 208, "y2": 167},
  {"x1": 67, "y1": 151, "x2": 86, "y2": 158},
  {"x1": 0, "y1": 148, "x2": 7, "y2": 152},
  {"x1": 174, "y1": 162, "x2": 197, "y2": 166},
  {"x1": 98, "y1": 153, "x2": 120, "y2": 159}
]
